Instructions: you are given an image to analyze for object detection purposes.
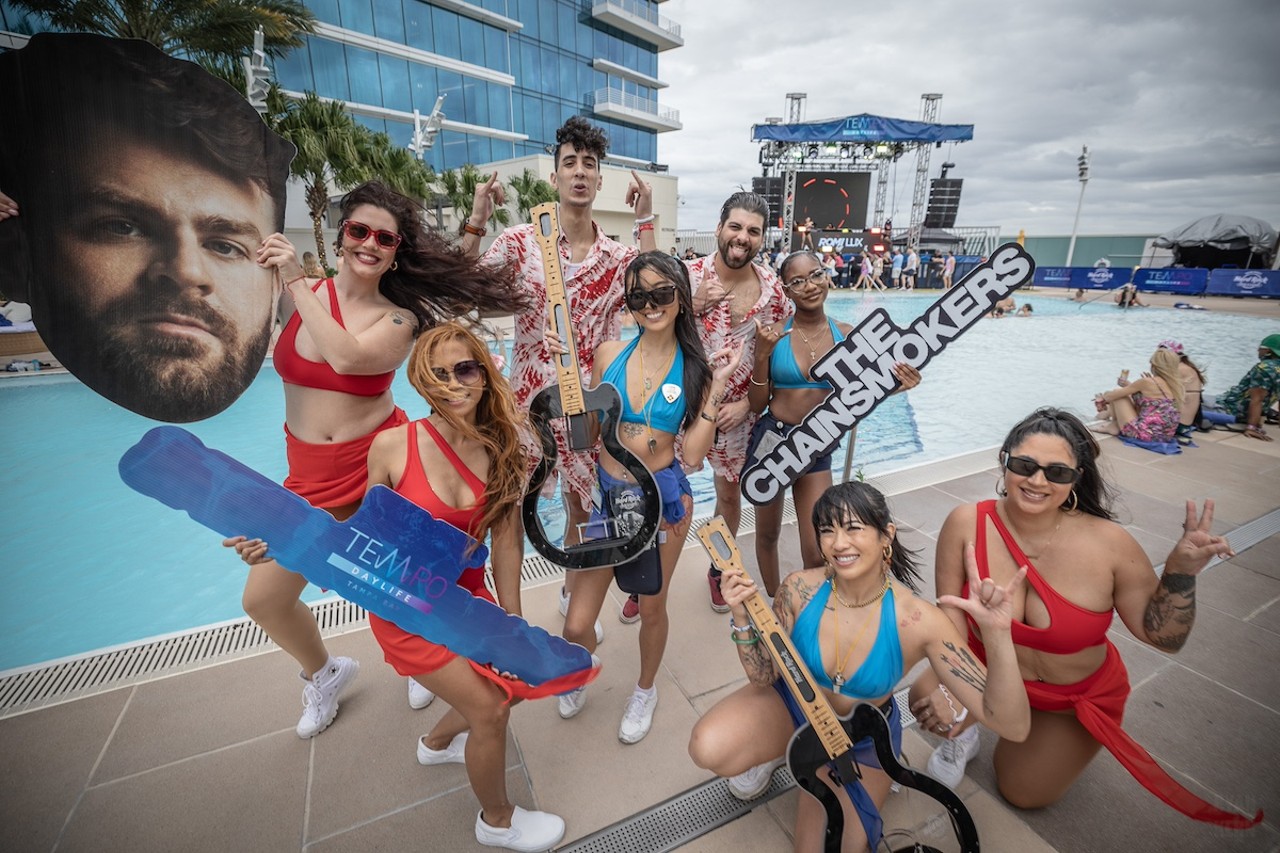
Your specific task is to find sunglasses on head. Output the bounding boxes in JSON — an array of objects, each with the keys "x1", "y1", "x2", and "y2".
[
  {"x1": 431, "y1": 359, "x2": 484, "y2": 386},
  {"x1": 784, "y1": 267, "x2": 830, "y2": 292},
  {"x1": 626, "y1": 285, "x2": 678, "y2": 311},
  {"x1": 1000, "y1": 452, "x2": 1081, "y2": 485},
  {"x1": 342, "y1": 220, "x2": 403, "y2": 250}
]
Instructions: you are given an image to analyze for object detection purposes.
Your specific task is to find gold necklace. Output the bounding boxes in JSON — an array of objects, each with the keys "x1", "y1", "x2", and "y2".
[
  {"x1": 999, "y1": 502, "x2": 1062, "y2": 560},
  {"x1": 830, "y1": 573, "x2": 891, "y2": 609},
  {"x1": 792, "y1": 319, "x2": 831, "y2": 361},
  {"x1": 830, "y1": 601, "x2": 880, "y2": 689},
  {"x1": 636, "y1": 341, "x2": 676, "y2": 456}
]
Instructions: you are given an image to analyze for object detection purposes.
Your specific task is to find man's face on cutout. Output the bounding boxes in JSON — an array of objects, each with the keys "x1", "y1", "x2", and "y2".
[{"x1": 29, "y1": 134, "x2": 277, "y2": 422}]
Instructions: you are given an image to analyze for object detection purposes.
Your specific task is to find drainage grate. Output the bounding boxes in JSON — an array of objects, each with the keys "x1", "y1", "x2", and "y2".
[
  {"x1": 561, "y1": 690, "x2": 917, "y2": 853},
  {"x1": 1155, "y1": 507, "x2": 1280, "y2": 576}
]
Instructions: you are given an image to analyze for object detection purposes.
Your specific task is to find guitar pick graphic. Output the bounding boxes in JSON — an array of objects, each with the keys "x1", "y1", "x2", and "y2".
[{"x1": 662, "y1": 383, "x2": 681, "y2": 403}]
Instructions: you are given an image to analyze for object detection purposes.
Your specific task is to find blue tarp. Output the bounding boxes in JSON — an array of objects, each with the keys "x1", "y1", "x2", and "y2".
[{"x1": 752, "y1": 114, "x2": 974, "y2": 144}]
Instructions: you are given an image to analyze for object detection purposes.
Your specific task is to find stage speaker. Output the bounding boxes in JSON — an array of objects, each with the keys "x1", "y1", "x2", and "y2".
[
  {"x1": 751, "y1": 176, "x2": 785, "y2": 229},
  {"x1": 924, "y1": 178, "x2": 963, "y2": 229}
]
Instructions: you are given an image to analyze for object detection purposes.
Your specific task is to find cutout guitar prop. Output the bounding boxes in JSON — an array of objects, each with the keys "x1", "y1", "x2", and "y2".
[
  {"x1": 522, "y1": 202, "x2": 662, "y2": 582},
  {"x1": 741, "y1": 244, "x2": 1035, "y2": 506},
  {"x1": 697, "y1": 518, "x2": 978, "y2": 853},
  {"x1": 119, "y1": 427, "x2": 597, "y2": 691}
]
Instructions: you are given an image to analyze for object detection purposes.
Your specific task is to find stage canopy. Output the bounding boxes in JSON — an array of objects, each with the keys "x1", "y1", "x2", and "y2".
[
  {"x1": 752, "y1": 113, "x2": 974, "y2": 144},
  {"x1": 1153, "y1": 213, "x2": 1277, "y2": 269}
]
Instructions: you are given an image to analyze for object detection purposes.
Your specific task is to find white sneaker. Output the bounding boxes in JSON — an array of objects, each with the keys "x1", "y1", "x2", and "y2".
[
  {"x1": 559, "y1": 585, "x2": 605, "y2": 644},
  {"x1": 296, "y1": 656, "x2": 359, "y2": 739},
  {"x1": 618, "y1": 687, "x2": 658, "y2": 744},
  {"x1": 474, "y1": 805, "x2": 565, "y2": 852},
  {"x1": 926, "y1": 726, "x2": 981, "y2": 789},
  {"x1": 558, "y1": 686, "x2": 587, "y2": 719},
  {"x1": 727, "y1": 757, "x2": 785, "y2": 800},
  {"x1": 417, "y1": 731, "x2": 468, "y2": 766},
  {"x1": 408, "y1": 678, "x2": 435, "y2": 710}
]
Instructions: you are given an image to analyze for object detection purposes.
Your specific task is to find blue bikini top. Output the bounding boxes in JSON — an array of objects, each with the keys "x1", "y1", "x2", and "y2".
[
  {"x1": 770, "y1": 317, "x2": 841, "y2": 389},
  {"x1": 600, "y1": 335, "x2": 686, "y2": 434},
  {"x1": 792, "y1": 581, "x2": 903, "y2": 699}
]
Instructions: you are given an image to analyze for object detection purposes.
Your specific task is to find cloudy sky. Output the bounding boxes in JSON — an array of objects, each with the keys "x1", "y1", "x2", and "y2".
[{"x1": 655, "y1": 0, "x2": 1280, "y2": 238}]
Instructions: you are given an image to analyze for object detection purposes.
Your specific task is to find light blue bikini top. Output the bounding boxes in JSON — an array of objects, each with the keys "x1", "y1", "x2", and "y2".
[
  {"x1": 792, "y1": 581, "x2": 903, "y2": 699},
  {"x1": 770, "y1": 317, "x2": 841, "y2": 389},
  {"x1": 600, "y1": 335, "x2": 686, "y2": 434}
]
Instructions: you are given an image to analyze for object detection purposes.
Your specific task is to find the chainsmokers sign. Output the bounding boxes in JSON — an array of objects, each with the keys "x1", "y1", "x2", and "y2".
[{"x1": 741, "y1": 243, "x2": 1035, "y2": 506}]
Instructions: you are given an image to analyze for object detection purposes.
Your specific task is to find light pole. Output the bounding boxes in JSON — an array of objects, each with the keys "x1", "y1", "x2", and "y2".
[
  {"x1": 407, "y1": 94, "x2": 447, "y2": 161},
  {"x1": 1065, "y1": 144, "x2": 1090, "y2": 266}
]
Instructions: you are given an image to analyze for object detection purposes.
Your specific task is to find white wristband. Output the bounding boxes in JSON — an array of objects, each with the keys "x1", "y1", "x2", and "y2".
[{"x1": 634, "y1": 214, "x2": 656, "y2": 225}]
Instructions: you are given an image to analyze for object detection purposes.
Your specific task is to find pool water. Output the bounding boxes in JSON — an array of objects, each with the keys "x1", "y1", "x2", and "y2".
[{"x1": 1, "y1": 294, "x2": 1274, "y2": 671}]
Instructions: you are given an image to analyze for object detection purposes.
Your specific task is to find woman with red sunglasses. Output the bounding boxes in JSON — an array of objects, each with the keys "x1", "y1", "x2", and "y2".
[
  {"x1": 238, "y1": 181, "x2": 528, "y2": 739},
  {"x1": 907, "y1": 408, "x2": 1259, "y2": 830}
]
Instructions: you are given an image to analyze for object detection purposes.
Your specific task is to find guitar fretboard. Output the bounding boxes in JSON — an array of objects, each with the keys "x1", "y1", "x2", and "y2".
[{"x1": 531, "y1": 202, "x2": 585, "y2": 416}]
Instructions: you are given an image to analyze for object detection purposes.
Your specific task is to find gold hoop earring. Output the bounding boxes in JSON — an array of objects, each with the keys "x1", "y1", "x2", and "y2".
[
  {"x1": 335, "y1": 246, "x2": 344, "y2": 258},
  {"x1": 996, "y1": 480, "x2": 1007, "y2": 497},
  {"x1": 1066, "y1": 489, "x2": 1079, "y2": 512},
  {"x1": 882, "y1": 544, "x2": 893, "y2": 566},
  {"x1": 390, "y1": 260, "x2": 398, "y2": 271}
]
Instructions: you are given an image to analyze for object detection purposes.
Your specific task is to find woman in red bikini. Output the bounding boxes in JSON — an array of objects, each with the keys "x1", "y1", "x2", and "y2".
[
  {"x1": 239, "y1": 182, "x2": 525, "y2": 740},
  {"x1": 907, "y1": 408, "x2": 1259, "y2": 829}
]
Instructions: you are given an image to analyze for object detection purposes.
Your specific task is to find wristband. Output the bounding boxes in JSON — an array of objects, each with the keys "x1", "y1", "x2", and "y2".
[
  {"x1": 634, "y1": 214, "x2": 656, "y2": 225},
  {"x1": 749, "y1": 376, "x2": 769, "y2": 387},
  {"x1": 730, "y1": 631, "x2": 759, "y2": 646},
  {"x1": 462, "y1": 222, "x2": 487, "y2": 237},
  {"x1": 729, "y1": 620, "x2": 754, "y2": 633},
  {"x1": 700, "y1": 411, "x2": 716, "y2": 423},
  {"x1": 284, "y1": 274, "x2": 307, "y2": 288}
]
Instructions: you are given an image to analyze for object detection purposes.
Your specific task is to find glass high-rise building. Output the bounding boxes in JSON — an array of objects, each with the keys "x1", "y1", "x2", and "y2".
[{"x1": 1, "y1": 0, "x2": 682, "y2": 173}]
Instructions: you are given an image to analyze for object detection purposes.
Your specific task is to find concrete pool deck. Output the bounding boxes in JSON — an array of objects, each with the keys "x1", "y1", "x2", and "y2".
[{"x1": 3, "y1": 426, "x2": 1278, "y2": 853}]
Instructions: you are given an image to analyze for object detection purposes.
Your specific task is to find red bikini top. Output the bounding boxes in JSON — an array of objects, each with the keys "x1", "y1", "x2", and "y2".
[
  {"x1": 964, "y1": 500, "x2": 1113, "y2": 655},
  {"x1": 274, "y1": 280, "x2": 396, "y2": 396},
  {"x1": 395, "y1": 419, "x2": 488, "y2": 540}
]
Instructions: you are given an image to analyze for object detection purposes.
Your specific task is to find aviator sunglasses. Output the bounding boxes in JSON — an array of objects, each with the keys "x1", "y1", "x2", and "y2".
[
  {"x1": 342, "y1": 220, "x2": 403, "y2": 250},
  {"x1": 625, "y1": 285, "x2": 679, "y2": 311},
  {"x1": 1000, "y1": 452, "x2": 1081, "y2": 485},
  {"x1": 431, "y1": 359, "x2": 485, "y2": 386}
]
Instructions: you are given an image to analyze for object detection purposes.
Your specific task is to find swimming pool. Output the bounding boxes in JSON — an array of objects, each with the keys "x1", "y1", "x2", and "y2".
[{"x1": 2, "y1": 295, "x2": 1274, "y2": 671}]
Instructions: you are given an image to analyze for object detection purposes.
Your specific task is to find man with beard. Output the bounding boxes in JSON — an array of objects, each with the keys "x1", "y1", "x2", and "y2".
[
  {"x1": 0, "y1": 34, "x2": 292, "y2": 422},
  {"x1": 640, "y1": 192, "x2": 791, "y2": 613}
]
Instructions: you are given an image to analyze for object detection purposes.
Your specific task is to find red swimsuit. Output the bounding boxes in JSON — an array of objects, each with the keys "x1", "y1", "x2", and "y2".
[{"x1": 964, "y1": 500, "x2": 1261, "y2": 828}]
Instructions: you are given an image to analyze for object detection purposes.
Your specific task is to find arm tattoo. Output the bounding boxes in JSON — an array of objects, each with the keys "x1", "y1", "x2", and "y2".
[
  {"x1": 939, "y1": 641, "x2": 987, "y2": 693},
  {"x1": 1143, "y1": 572, "x2": 1196, "y2": 651},
  {"x1": 390, "y1": 310, "x2": 407, "y2": 325},
  {"x1": 740, "y1": 635, "x2": 776, "y2": 685}
]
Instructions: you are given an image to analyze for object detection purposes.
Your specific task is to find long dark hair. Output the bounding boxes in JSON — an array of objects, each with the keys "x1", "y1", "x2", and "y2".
[
  {"x1": 336, "y1": 182, "x2": 532, "y2": 330},
  {"x1": 812, "y1": 482, "x2": 922, "y2": 591},
  {"x1": 999, "y1": 407, "x2": 1116, "y2": 521},
  {"x1": 623, "y1": 252, "x2": 709, "y2": 431}
]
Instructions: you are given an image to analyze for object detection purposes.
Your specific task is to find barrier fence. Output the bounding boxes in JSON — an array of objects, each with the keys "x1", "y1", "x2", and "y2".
[{"x1": 1030, "y1": 266, "x2": 1279, "y2": 297}]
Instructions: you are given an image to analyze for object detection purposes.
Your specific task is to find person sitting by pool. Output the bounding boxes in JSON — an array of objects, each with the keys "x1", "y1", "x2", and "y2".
[
  {"x1": 557, "y1": 252, "x2": 743, "y2": 744},
  {"x1": 1157, "y1": 340, "x2": 1206, "y2": 444},
  {"x1": 1114, "y1": 283, "x2": 1147, "y2": 308},
  {"x1": 908, "y1": 408, "x2": 1258, "y2": 829},
  {"x1": 240, "y1": 181, "x2": 528, "y2": 739},
  {"x1": 1214, "y1": 334, "x2": 1280, "y2": 442},
  {"x1": 688, "y1": 481, "x2": 1032, "y2": 850},
  {"x1": 747, "y1": 250, "x2": 920, "y2": 599},
  {"x1": 1015, "y1": 303, "x2": 1033, "y2": 317},
  {"x1": 231, "y1": 323, "x2": 570, "y2": 852},
  {"x1": 1091, "y1": 347, "x2": 1184, "y2": 444}
]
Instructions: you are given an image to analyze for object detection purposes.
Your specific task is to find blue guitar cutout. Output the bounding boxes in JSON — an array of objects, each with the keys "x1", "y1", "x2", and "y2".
[{"x1": 119, "y1": 427, "x2": 594, "y2": 687}]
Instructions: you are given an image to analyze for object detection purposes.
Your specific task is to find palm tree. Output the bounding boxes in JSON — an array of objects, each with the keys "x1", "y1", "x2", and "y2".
[
  {"x1": 272, "y1": 92, "x2": 369, "y2": 269},
  {"x1": 438, "y1": 164, "x2": 511, "y2": 232},
  {"x1": 9, "y1": 0, "x2": 315, "y2": 66},
  {"x1": 350, "y1": 130, "x2": 436, "y2": 204},
  {"x1": 507, "y1": 168, "x2": 558, "y2": 224}
]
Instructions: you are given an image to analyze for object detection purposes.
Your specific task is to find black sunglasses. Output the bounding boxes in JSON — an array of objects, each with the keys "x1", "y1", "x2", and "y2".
[
  {"x1": 1001, "y1": 452, "x2": 1081, "y2": 485},
  {"x1": 342, "y1": 219, "x2": 403, "y2": 250},
  {"x1": 626, "y1": 285, "x2": 679, "y2": 311},
  {"x1": 430, "y1": 359, "x2": 484, "y2": 386}
]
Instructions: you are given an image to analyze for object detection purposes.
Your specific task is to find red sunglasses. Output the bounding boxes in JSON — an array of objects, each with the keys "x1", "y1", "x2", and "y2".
[{"x1": 342, "y1": 220, "x2": 403, "y2": 250}]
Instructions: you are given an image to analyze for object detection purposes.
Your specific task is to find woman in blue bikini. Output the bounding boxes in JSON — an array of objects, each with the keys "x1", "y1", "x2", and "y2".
[
  {"x1": 748, "y1": 251, "x2": 920, "y2": 596},
  {"x1": 558, "y1": 251, "x2": 743, "y2": 744},
  {"x1": 689, "y1": 481, "x2": 1030, "y2": 852}
]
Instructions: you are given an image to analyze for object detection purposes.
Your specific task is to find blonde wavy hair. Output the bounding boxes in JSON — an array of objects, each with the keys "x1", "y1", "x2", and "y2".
[
  {"x1": 406, "y1": 323, "x2": 529, "y2": 553},
  {"x1": 1149, "y1": 348, "x2": 1185, "y2": 407}
]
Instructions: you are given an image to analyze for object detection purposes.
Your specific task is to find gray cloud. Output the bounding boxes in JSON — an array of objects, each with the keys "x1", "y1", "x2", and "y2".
[{"x1": 657, "y1": 0, "x2": 1280, "y2": 237}]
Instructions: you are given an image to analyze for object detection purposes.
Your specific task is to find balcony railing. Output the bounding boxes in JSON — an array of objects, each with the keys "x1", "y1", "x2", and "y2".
[
  {"x1": 590, "y1": 0, "x2": 683, "y2": 51},
  {"x1": 589, "y1": 86, "x2": 681, "y2": 132}
]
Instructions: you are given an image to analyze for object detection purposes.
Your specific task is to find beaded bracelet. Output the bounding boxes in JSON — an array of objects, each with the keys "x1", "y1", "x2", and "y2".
[
  {"x1": 730, "y1": 630, "x2": 759, "y2": 646},
  {"x1": 730, "y1": 620, "x2": 754, "y2": 633}
]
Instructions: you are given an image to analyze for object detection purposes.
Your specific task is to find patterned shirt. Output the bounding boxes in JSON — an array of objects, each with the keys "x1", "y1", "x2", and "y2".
[
  {"x1": 687, "y1": 254, "x2": 793, "y2": 403},
  {"x1": 483, "y1": 222, "x2": 638, "y2": 407},
  {"x1": 1218, "y1": 357, "x2": 1280, "y2": 422}
]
